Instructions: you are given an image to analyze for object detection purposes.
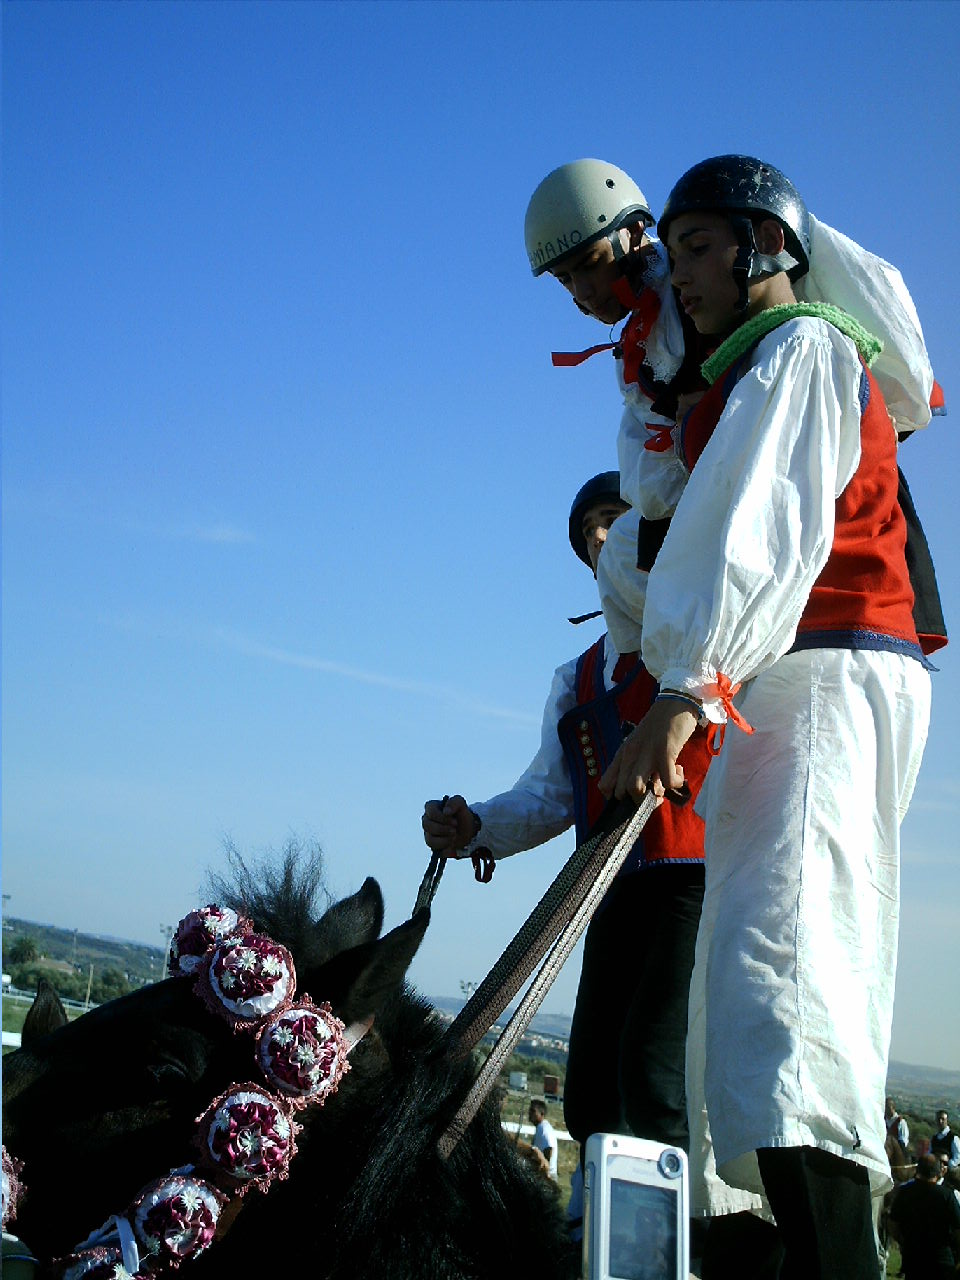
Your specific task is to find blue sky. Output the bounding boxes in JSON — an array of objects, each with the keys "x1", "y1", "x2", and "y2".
[{"x1": 3, "y1": 0, "x2": 958, "y2": 1071}]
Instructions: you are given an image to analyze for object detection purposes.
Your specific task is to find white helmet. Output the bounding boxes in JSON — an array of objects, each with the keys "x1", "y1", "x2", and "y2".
[{"x1": 524, "y1": 159, "x2": 654, "y2": 277}]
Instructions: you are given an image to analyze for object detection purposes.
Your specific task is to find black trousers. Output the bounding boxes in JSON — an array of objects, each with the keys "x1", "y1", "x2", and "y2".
[
  {"x1": 755, "y1": 1146, "x2": 881, "y2": 1280},
  {"x1": 562, "y1": 864, "x2": 704, "y2": 1153},
  {"x1": 700, "y1": 1148, "x2": 881, "y2": 1280}
]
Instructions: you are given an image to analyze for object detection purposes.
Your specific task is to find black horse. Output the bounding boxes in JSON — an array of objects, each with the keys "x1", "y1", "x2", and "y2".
[{"x1": 3, "y1": 848, "x2": 570, "y2": 1278}]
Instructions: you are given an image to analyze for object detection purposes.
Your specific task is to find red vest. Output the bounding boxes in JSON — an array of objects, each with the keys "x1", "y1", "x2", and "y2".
[
  {"x1": 679, "y1": 330, "x2": 925, "y2": 658},
  {"x1": 557, "y1": 636, "x2": 709, "y2": 870}
]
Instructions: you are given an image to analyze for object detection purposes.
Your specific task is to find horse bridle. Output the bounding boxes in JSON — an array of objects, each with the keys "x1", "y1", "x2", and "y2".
[
  {"x1": 5, "y1": 907, "x2": 370, "y2": 1279},
  {"x1": 431, "y1": 787, "x2": 687, "y2": 1158}
]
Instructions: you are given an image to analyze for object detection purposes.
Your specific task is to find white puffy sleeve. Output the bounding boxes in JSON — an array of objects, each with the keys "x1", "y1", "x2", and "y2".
[
  {"x1": 617, "y1": 399, "x2": 689, "y2": 518},
  {"x1": 596, "y1": 510, "x2": 648, "y2": 654},
  {"x1": 467, "y1": 657, "x2": 580, "y2": 858},
  {"x1": 797, "y1": 215, "x2": 934, "y2": 434},
  {"x1": 641, "y1": 318, "x2": 863, "y2": 722}
]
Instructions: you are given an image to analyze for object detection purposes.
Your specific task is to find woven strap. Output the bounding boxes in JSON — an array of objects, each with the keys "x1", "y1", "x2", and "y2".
[
  {"x1": 444, "y1": 794, "x2": 642, "y2": 1057},
  {"x1": 412, "y1": 849, "x2": 447, "y2": 916},
  {"x1": 438, "y1": 791, "x2": 661, "y2": 1159}
]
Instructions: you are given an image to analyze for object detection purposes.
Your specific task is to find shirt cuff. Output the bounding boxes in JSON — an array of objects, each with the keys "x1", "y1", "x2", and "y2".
[{"x1": 657, "y1": 667, "x2": 726, "y2": 725}]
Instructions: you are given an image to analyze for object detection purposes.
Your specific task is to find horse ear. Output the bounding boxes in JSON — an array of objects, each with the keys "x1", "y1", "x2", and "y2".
[
  {"x1": 312, "y1": 876, "x2": 385, "y2": 963},
  {"x1": 308, "y1": 908, "x2": 430, "y2": 1026},
  {"x1": 21, "y1": 978, "x2": 69, "y2": 1046}
]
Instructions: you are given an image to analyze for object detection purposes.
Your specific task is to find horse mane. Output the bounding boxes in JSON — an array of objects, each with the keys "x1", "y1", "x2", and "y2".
[{"x1": 208, "y1": 838, "x2": 336, "y2": 969}]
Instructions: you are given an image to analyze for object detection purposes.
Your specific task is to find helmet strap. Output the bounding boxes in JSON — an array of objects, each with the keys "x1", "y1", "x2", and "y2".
[
  {"x1": 730, "y1": 217, "x2": 756, "y2": 313},
  {"x1": 607, "y1": 228, "x2": 628, "y2": 262},
  {"x1": 730, "y1": 216, "x2": 796, "y2": 311}
]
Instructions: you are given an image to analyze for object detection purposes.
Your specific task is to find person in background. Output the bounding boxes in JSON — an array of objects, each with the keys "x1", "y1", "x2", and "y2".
[
  {"x1": 529, "y1": 1099, "x2": 559, "y2": 1183},
  {"x1": 937, "y1": 1153, "x2": 960, "y2": 1208},
  {"x1": 887, "y1": 1153, "x2": 960, "y2": 1279},
  {"x1": 932, "y1": 1111, "x2": 960, "y2": 1170},
  {"x1": 886, "y1": 1097, "x2": 911, "y2": 1153}
]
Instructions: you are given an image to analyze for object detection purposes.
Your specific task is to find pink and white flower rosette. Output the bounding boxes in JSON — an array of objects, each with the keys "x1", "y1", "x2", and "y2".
[
  {"x1": 168, "y1": 907, "x2": 250, "y2": 977},
  {"x1": 257, "y1": 1000, "x2": 349, "y2": 1107},
  {"x1": 1, "y1": 1144, "x2": 24, "y2": 1229},
  {"x1": 56, "y1": 1245, "x2": 142, "y2": 1280},
  {"x1": 131, "y1": 1173, "x2": 223, "y2": 1270},
  {"x1": 199, "y1": 934, "x2": 296, "y2": 1029},
  {"x1": 198, "y1": 1084, "x2": 297, "y2": 1190}
]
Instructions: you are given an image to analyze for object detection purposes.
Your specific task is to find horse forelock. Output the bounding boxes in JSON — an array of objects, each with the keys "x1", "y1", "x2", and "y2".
[{"x1": 208, "y1": 839, "x2": 336, "y2": 970}]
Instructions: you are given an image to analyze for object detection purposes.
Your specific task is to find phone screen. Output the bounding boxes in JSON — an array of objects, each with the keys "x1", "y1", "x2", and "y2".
[{"x1": 607, "y1": 1177, "x2": 677, "y2": 1280}]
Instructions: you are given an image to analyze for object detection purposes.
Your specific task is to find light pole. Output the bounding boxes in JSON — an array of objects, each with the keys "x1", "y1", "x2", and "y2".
[{"x1": 159, "y1": 924, "x2": 174, "y2": 981}]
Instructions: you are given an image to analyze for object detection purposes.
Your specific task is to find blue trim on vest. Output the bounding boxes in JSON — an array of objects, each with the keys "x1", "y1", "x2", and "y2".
[
  {"x1": 858, "y1": 366, "x2": 870, "y2": 414},
  {"x1": 586, "y1": 634, "x2": 607, "y2": 700},
  {"x1": 788, "y1": 628, "x2": 935, "y2": 671},
  {"x1": 559, "y1": 638, "x2": 650, "y2": 875}
]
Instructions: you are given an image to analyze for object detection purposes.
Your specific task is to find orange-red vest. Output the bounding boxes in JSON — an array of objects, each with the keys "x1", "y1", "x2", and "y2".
[
  {"x1": 678, "y1": 334, "x2": 929, "y2": 660},
  {"x1": 557, "y1": 636, "x2": 709, "y2": 870}
]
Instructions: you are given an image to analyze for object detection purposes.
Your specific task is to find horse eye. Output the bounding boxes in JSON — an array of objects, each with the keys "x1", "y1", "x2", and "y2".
[{"x1": 145, "y1": 1062, "x2": 191, "y2": 1093}]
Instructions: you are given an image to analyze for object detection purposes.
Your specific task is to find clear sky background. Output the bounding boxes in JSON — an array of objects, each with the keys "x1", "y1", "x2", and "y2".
[{"x1": 3, "y1": 0, "x2": 958, "y2": 1071}]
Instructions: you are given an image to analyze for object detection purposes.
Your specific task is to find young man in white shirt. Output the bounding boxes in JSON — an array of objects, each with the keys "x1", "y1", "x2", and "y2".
[
  {"x1": 601, "y1": 154, "x2": 932, "y2": 1280},
  {"x1": 529, "y1": 1099, "x2": 558, "y2": 1182},
  {"x1": 422, "y1": 474, "x2": 709, "y2": 1157}
]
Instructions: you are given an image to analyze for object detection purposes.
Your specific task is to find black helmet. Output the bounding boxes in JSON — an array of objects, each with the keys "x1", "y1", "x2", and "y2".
[
  {"x1": 569, "y1": 471, "x2": 624, "y2": 567},
  {"x1": 658, "y1": 155, "x2": 810, "y2": 310}
]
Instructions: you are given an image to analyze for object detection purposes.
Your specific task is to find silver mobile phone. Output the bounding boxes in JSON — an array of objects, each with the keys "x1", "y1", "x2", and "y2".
[{"x1": 583, "y1": 1133, "x2": 689, "y2": 1280}]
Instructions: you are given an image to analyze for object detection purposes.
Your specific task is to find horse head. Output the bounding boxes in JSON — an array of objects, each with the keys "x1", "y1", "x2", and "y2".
[{"x1": 2, "y1": 862, "x2": 429, "y2": 1265}]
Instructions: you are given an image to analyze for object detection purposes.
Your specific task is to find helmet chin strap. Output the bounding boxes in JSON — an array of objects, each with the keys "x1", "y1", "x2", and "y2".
[
  {"x1": 608, "y1": 230, "x2": 648, "y2": 311},
  {"x1": 730, "y1": 216, "x2": 798, "y2": 312}
]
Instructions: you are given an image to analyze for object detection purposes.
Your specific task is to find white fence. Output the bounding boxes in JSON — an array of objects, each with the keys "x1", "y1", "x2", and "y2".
[
  {"x1": 3, "y1": 985, "x2": 100, "y2": 1049},
  {"x1": 3, "y1": 985, "x2": 98, "y2": 1013}
]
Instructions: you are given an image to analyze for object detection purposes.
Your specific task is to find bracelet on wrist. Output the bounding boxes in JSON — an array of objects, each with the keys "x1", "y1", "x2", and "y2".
[{"x1": 656, "y1": 690, "x2": 707, "y2": 726}]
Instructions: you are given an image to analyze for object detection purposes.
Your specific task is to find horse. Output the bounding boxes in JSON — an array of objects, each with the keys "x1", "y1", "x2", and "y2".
[
  {"x1": 883, "y1": 1129, "x2": 915, "y2": 1184},
  {"x1": 3, "y1": 846, "x2": 571, "y2": 1278}
]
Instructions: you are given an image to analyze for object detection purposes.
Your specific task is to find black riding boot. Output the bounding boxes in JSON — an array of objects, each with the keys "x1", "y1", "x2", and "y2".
[{"x1": 757, "y1": 1145, "x2": 880, "y2": 1280}]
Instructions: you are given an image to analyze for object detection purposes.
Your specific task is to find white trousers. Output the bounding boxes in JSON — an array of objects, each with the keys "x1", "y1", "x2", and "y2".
[{"x1": 687, "y1": 647, "x2": 930, "y2": 1212}]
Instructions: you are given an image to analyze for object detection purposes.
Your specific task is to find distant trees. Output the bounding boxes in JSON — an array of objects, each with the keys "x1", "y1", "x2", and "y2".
[
  {"x1": 9, "y1": 962, "x2": 87, "y2": 1003},
  {"x1": 8, "y1": 936, "x2": 38, "y2": 965},
  {"x1": 5, "y1": 961, "x2": 133, "y2": 1006},
  {"x1": 92, "y1": 968, "x2": 130, "y2": 1002}
]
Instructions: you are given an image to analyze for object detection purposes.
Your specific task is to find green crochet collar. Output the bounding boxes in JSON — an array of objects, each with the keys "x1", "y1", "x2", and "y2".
[{"x1": 701, "y1": 302, "x2": 882, "y2": 385}]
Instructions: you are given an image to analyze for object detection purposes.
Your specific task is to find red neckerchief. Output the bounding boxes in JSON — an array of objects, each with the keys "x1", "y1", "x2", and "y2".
[{"x1": 551, "y1": 277, "x2": 661, "y2": 382}]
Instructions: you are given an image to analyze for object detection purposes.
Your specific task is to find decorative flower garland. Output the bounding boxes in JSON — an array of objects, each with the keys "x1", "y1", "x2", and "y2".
[
  {"x1": 2, "y1": 1146, "x2": 25, "y2": 1230},
  {"x1": 4, "y1": 904, "x2": 358, "y2": 1278}
]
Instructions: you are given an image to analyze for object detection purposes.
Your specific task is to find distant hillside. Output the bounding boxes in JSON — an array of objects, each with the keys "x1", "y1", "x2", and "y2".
[
  {"x1": 887, "y1": 1060, "x2": 960, "y2": 1109},
  {"x1": 2, "y1": 916, "x2": 956, "y2": 1099},
  {"x1": 429, "y1": 995, "x2": 572, "y2": 1042},
  {"x1": 431, "y1": 997, "x2": 960, "y2": 1095},
  {"x1": 2, "y1": 916, "x2": 166, "y2": 987}
]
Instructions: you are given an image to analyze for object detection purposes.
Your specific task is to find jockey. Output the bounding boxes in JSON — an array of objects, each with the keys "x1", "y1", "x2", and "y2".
[
  {"x1": 600, "y1": 154, "x2": 935, "y2": 1280},
  {"x1": 524, "y1": 159, "x2": 946, "y2": 659},
  {"x1": 421, "y1": 473, "x2": 709, "y2": 1160}
]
